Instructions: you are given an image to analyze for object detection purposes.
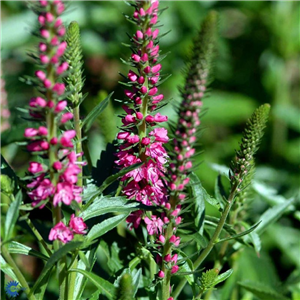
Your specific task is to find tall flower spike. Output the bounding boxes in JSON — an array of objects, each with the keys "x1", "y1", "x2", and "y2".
[
  {"x1": 230, "y1": 104, "x2": 270, "y2": 191},
  {"x1": 25, "y1": 0, "x2": 87, "y2": 243},
  {"x1": 169, "y1": 11, "x2": 218, "y2": 200},
  {"x1": 116, "y1": 0, "x2": 169, "y2": 210},
  {"x1": 64, "y1": 21, "x2": 85, "y2": 188}
]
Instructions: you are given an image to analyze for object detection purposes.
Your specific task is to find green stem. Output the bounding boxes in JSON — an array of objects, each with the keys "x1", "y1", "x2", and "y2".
[
  {"x1": 172, "y1": 189, "x2": 237, "y2": 299},
  {"x1": 68, "y1": 254, "x2": 78, "y2": 299},
  {"x1": 74, "y1": 105, "x2": 83, "y2": 189},
  {"x1": 1, "y1": 245, "x2": 36, "y2": 300},
  {"x1": 161, "y1": 222, "x2": 173, "y2": 300}
]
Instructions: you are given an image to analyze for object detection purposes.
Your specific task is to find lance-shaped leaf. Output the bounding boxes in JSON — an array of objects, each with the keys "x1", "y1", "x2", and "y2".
[
  {"x1": 82, "y1": 92, "x2": 113, "y2": 132},
  {"x1": 69, "y1": 269, "x2": 116, "y2": 300},
  {"x1": 216, "y1": 220, "x2": 261, "y2": 244},
  {"x1": 238, "y1": 280, "x2": 290, "y2": 300},
  {"x1": 189, "y1": 173, "x2": 206, "y2": 234},
  {"x1": 81, "y1": 196, "x2": 143, "y2": 221},
  {"x1": 84, "y1": 214, "x2": 129, "y2": 245},
  {"x1": 4, "y1": 190, "x2": 22, "y2": 241}
]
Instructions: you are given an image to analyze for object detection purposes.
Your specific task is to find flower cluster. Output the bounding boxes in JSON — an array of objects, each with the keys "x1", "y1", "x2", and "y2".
[
  {"x1": 116, "y1": 0, "x2": 169, "y2": 216},
  {"x1": 1, "y1": 73, "x2": 10, "y2": 132},
  {"x1": 25, "y1": 0, "x2": 87, "y2": 243},
  {"x1": 49, "y1": 214, "x2": 87, "y2": 243}
]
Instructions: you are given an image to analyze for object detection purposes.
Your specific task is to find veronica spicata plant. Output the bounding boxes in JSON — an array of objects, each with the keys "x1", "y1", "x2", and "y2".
[{"x1": 2, "y1": 1, "x2": 296, "y2": 300}]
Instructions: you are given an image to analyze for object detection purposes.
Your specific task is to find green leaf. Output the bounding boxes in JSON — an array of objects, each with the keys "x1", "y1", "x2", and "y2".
[
  {"x1": 1, "y1": 124, "x2": 28, "y2": 147},
  {"x1": 216, "y1": 221, "x2": 261, "y2": 244},
  {"x1": 82, "y1": 92, "x2": 113, "y2": 132},
  {"x1": 255, "y1": 197, "x2": 296, "y2": 236},
  {"x1": 30, "y1": 242, "x2": 82, "y2": 296},
  {"x1": 4, "y1": 190, "x2": 22, "y2": 241},
  {"x1": 85, "y1": 214, "x2": 129, "y2": 244},
  {"x1": 7, "y1": 241, "x2": 49, "y2": 261},
  {"x1": 132, "y1": 268, "x2": 142, "y2": 297},
  {"x1": 213, "y1": 269, "x2": 233, "y2": 286},
  {"x1": 189, "y1": 173, "x2": 207, "y2": 234},
  {"x1": 69, "y1": 268, "x2": 116, "y2": 300},
  {"x1": 81, "y1": 196, "x2": 142, "y2": 221},
  {"x1": 0, "y1": 255, "x2": 18, "y2": 282},
  {"x1": 238, "y1": 280, "x2": 290, "y2": 300}
]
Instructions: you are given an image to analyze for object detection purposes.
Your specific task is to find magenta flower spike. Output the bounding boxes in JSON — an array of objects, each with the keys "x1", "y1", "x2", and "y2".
[
  {"x1": 24, "y1": 0, "x2": 87, "y2": 243},
  {"x1": 116, "y1": 0, "x2": 169, "y2": 213}
]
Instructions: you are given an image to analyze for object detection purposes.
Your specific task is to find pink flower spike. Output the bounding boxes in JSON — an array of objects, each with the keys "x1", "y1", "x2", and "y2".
[
  {"x1": 61, "y1": 112, "x2": 73, "y2": 123},
  {"x1": 69, "y1": 214, "x2": 87, "y2": 234},
  {"x1": 28, "y1": 162, "x2": 43, "y2": 173},
  {"x1": 55, "y1": 100, "x2": 67, "y2": 113},
  {"x1": 48, "y1": 222, "x2": 73, "y2": 243},
  {"x1": 171, "y1": 265, "x2": 179, "y2": 274},
  {"x1": 158, "y1": 270, "x2": 165, "y2": 278}
]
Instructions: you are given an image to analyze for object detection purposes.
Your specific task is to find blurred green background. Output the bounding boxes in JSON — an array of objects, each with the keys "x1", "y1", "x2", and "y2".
[{"x1": 1, "y1": 1, "x2": 299, "y2": 300}]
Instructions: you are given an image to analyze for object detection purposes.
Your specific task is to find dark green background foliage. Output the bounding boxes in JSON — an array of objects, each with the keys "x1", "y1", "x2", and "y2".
[{"x1": 1, "y1": 1, "x2": 299, "y2": 300}]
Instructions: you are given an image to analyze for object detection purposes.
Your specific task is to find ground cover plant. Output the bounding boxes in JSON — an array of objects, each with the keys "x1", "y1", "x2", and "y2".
[{"x1": 1, "y1": 1, "x2": 299, "y2": 300}]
